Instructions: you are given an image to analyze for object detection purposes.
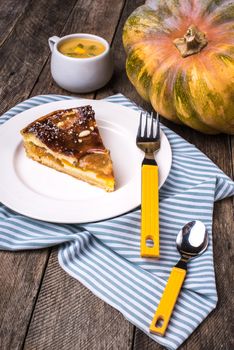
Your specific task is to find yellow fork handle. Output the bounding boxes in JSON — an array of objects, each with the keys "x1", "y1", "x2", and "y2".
[
  {"x1": 141, "y1": 162, "x2": 159, "y2": 257},
  {"x1": 150, "y1": 267, "x2": 186, "y2": 336}
]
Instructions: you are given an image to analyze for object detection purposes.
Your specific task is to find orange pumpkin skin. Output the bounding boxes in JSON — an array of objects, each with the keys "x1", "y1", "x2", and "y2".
[{"x1": 123, "y1": 0, "x2": 234, "y2": 134}]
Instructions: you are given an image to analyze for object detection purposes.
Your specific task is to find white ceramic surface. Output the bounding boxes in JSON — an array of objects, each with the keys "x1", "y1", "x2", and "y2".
[
  {"x1": 0, "y1": 99, "x2": 172, "y2": 223},
  {"x1": 48, "y1": 34, "x2": 113, "y2": 93}
]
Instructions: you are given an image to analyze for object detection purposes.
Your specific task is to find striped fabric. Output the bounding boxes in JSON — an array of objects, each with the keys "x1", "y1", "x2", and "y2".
[{"x1": 0, "y1": 94, "x2": 233, "y2": 350}]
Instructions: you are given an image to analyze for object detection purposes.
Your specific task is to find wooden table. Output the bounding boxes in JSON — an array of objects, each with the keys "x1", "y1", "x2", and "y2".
[{"x1": 0, "y1": 1, "x2": 233, "y2": 349}]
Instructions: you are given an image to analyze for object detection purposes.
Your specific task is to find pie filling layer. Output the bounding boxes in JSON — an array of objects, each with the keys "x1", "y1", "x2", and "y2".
[{"x1": 24, "y1": 141, "x2": 114, "y2": 192}]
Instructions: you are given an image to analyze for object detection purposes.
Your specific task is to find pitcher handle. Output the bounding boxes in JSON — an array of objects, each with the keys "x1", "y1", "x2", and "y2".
[{"x1": 48, "y1": 36, "x2": 60, "y2": 52}]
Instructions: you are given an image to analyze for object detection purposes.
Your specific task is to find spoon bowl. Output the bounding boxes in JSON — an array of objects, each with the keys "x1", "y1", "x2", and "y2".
[{"x1": 176, "y1": 220, "x2": 209, "y2": 259}]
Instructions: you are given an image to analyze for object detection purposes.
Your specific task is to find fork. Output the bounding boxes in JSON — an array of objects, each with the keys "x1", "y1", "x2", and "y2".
[{"x1": 136, "y1": 111, "x2": 160, "y2": 258}]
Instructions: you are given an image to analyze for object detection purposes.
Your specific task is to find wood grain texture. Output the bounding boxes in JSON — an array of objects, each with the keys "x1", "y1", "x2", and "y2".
[
  {"x1": 0, "y1": 250, "x2": 49, "y2": 350},
  {"x1": 0, "y1": 0, "x2": 32, "y2": 46},
  {"x1": 0, "y1": 0, "x2": 77, "y2": 115},
  {"x1": 231, "y1": 138, "x2": 234, "y2": 176},
  {"x1": 0, "y1": 1, "x2": 78, "y2": 349},
  {"x1": 23, "y1": 249, "x2": 134, "y2": 350},
  {"x1": 96, "y1": 0, "x2": 146, "y2": 103}
]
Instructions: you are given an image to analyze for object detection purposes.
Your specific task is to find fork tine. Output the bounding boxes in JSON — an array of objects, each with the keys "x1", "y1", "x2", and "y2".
[
  {"x1": 137, "y1": 112, "x2": 143, "y2": 138},
  {"x1": 149, "y1": 111, "x2": 154, "y2": 138},
  {"x1": 155, "y1": 112, "x2": 160, "y2": 139},
  {"x1": 144, "y1": 112, "x2": 148, "y2": 137}
]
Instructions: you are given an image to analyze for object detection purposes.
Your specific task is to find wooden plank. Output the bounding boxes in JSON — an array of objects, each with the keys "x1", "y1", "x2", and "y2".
[
  {"x1": 0, "y1": 250, "x2": 50, "y2": 350},
  {"x1": 0, "y1": 1, "x2": 79, "y2": 350},
  {"x1": 0, "y1": 0, "x2": 31, "y2": 46},
  {"x1": 22, "y1": 1, "x2": 133, "y2": 349},
  {"x1": 23, "y1": 249, "x2": 134, "y2": 350},
  {"x1": 96, "y1": 0, "x2": 146, "y2": 103},
  {"x1": 30, "y1": 0, "x2": 125, "y2": 98},
  {"x1": 133, "y1": 331, "x2": 163, "y2": 350},
  {"x1": 0, "y1": 0, "x2": 78, "y2": 115},
  {"x1": 231, "y1": 137, "x2": 234, "y2": 177}
]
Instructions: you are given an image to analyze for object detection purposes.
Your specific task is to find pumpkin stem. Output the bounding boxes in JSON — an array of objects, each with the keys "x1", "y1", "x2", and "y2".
[{"x1": 173, "y1": 25, "x2": 208, "y2": 58}]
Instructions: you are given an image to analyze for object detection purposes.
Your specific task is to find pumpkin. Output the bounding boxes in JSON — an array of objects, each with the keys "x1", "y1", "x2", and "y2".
[{"x1": 123, "y1": 0, "x2": 234, "y2": 134}]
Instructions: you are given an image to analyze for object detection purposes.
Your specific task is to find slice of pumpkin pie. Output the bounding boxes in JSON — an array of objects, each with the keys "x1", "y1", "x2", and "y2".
[{"x1": 20, "y1": 105, "x2": 115, "y2": 192}]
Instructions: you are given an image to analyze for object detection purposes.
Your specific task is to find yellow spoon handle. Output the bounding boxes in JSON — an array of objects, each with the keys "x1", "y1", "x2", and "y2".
[
  {"x1": 150, "y1": 267, "x2": 186, "y2": 336},
  {"x1": 141, "y1": 162, "x2": 159, "y2": 257}
]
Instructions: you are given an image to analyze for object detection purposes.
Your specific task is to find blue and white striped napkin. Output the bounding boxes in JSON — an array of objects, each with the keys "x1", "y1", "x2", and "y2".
[{"x1": 0, "y1": 94, "x2": 234, "y2": 350}]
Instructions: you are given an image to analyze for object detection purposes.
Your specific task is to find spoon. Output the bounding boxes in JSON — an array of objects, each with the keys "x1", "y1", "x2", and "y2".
[{"x1": 150, "y1": 220, "x2": 209, "y2": 336}]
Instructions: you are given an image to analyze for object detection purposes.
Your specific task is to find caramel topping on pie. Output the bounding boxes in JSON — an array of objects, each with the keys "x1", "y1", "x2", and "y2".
[{"x1": 22, "y1": 106, "x2": 106, "y2": 160}]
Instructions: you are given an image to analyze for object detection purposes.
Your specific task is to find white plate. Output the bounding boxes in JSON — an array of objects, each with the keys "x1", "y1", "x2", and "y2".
[{"x1": 0, "y1": 99, "x2": 172, "y2": 223}]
